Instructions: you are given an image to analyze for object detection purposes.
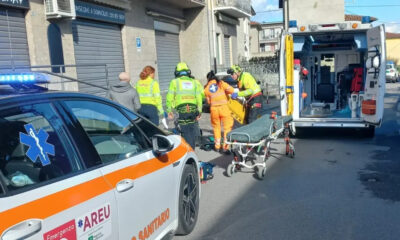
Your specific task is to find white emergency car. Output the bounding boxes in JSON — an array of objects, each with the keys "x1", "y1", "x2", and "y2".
[
  {"x1": 280, "y1": 19, "x2": 386, "y2": 137},
  {"x1": 0, "y1": 72, "x2": 200, "y2": 240}
]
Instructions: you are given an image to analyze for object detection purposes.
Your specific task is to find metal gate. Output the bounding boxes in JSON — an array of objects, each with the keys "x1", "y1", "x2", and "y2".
[
  {"x1": 0, "y1": 8, "x2": 30, "y2": 71},
  {"x1": 155, "y1": 31, "x2": 180, "y2": 92},
  {"x1": 224, "y1": 36, "x2": 231, "y2": 69},
  {"x1": 72, "y1": 20, "x2": 125, "y2": 96}
]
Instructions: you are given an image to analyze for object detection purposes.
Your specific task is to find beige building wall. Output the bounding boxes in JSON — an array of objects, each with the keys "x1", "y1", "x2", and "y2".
[
  {"x1": 122, "y1": 0, "x2": 158, "y2": 86},
  {"x1": 20, "y1": 0, "x2": 250, "y2": 89},
  {"x1": 386, "y1": 38, "x2": 400, "y2": 65},
  {"x1": 289, "y1": 0, "x2": 344, "y2": 26},
  {"x1": 181, "y1": 7, "x2": 211, "y2": 84},
  {"x1": 249, "y1": 25, "x2": 260, "y2": 55}
]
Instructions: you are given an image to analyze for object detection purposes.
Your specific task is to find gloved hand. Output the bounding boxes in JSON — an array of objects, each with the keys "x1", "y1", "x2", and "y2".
[
  {"x1": 161, "y1": 118, "x2": 168, "y2": 129},
  {"x1": 231, "y1": 93, "x2": 238, "y2": 99}
]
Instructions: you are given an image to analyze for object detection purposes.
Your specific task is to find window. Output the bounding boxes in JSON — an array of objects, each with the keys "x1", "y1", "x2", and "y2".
[
  {"x1": 122, "y1": 109, "x2": 166, "y2": 140},
  {"x1": 65, "y1": 101, "x2": 149, "y2": 164},
  {"x1": 0, "y1": 103, "x2": 78, "y2": 193},
  {"x1": 260, "y1": 43, "x2": 265, "y2": 52},
  {"x1": 48, "y1": 23, "x2": 65, "y2": 73}
]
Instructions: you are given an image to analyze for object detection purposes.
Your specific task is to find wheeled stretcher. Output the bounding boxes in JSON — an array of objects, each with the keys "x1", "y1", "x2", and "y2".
[{"x1": 226, "y1": 113, "x2": 295, "y2": 179}]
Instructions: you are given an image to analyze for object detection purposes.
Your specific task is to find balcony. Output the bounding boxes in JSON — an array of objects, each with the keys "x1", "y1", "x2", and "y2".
[
  {"x1": 157, "y1": 0, "x2": 206, "y2": 9},
  {"x1": 214, "y1": 0, "x2": 252, "y2": 18}
]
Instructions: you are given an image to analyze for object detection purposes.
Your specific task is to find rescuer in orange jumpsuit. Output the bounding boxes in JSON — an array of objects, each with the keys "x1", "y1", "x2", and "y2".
[{"x1": 204, "y1": 71, "x2": 236, "y2": 152}]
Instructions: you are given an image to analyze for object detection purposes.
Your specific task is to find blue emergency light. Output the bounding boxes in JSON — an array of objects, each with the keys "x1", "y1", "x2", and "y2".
[
  {"x1": 289, "y1": 20, "x2": 297, "y2": 28},
  {"x1": 361, "y1": 16, "x2": 371, "y2": 24},
  {"x1": 0, "y1": 73, "x2": 49, "y2": 85}
]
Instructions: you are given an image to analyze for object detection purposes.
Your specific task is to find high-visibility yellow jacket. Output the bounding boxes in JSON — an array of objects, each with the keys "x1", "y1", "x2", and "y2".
[
  {"x1": 166, "y1": 76, "x2": 203, "y2": 113},
  {"x1": 136, "y1": 76, "x2": 164, "y2": 115},
  {"x1": 238, "y1": 72, "x2": 261, "y2": 98}
]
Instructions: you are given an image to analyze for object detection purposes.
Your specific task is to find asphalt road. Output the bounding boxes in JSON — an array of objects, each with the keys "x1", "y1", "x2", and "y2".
[{"x1": 176, "y1": 83, "x2": 400, "y2": 240}]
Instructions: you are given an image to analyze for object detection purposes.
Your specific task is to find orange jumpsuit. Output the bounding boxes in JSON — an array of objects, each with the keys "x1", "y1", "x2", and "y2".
[{"x1": 204, "y1": 80, "x2": 234, "y2": 150}]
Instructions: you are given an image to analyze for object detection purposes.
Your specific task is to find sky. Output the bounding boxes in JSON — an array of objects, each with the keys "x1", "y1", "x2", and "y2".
[{"x1": 251, "y1": 0, "x2": 400, "y2": 33}]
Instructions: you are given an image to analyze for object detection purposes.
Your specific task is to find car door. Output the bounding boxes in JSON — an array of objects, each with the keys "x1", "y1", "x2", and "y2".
[
  {"x1": 363, "y1": 25, "x2": 386, "y2": 125},
  {"x1": 62, "y1": 99, "x2": 178, "y2": 240},
  {"x1": 0, "y1": 101, "x2": 119, "y2": 240}
]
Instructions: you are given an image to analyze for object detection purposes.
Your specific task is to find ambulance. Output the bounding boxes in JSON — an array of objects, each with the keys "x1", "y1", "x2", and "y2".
[
  {"x1": 279, "y1": 18, "x2": 386, "y2": 137},
  {"x1": 0, "y1": 72, "x2": 200, "y2": 240}
]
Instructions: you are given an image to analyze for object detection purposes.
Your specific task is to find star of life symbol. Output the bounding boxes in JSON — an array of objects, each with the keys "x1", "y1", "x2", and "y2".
[
  {"x1": 19, "y1": 124, "x2": 55, "y2": 166},
  {"x1": 209, "y1": 84, "x2": 218, "y2": 93}
]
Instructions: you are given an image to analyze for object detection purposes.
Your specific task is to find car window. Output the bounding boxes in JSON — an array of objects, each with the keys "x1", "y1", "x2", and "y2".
[
  {"x1": 0, "y1": 103, "x2": 78, "y2": 194},
  {"x1": 64, "y1": 101, "x2": 150, "y2": 164},
  {"x1": 122, "y1": 109, "x2": 166, "y2": 139}
]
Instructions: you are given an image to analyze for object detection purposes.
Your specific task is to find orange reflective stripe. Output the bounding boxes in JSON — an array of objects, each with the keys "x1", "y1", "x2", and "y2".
[
  {"x1": 210, "y1": 99, "x2": 228, "y2": 106},
  {"x1": 0, "y1": 143, "x2": 188, "y2": 234}
]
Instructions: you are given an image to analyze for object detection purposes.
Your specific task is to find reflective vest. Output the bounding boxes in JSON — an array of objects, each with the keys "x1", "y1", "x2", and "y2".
[
  {"x1": 204, "y1": 80, "x2": 234, "y2": 106},
  {"x1": 166, "y1": 76, "x2": 203, "y2": 113},
  {"x1": 136, "y1": 77, "x2": 164, "y2": 115},
  {"x1": 238, "y1": 72, "x2": 261, "y2": 98}
]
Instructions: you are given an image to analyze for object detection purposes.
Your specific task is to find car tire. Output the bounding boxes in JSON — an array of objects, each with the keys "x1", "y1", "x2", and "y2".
[{"x1": 176, "y1": 163, "x2": 199, "y2": 236}]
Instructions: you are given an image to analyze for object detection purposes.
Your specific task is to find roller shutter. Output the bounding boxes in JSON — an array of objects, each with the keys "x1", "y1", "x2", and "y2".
[
  {"x1": 0, "y1": 8, "x2": 30, "y2": 71},
  {"x1": 155, "y1": 31, "x2": 180, "y2": 92},
  {"x1": 72, "y1": 20, "x2": 125, "y2": 97}
]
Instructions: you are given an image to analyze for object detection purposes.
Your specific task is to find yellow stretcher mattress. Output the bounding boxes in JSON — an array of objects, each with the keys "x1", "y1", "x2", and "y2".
[{"x1": 228, "y1": 97, "x2": 247, "y2": 124}]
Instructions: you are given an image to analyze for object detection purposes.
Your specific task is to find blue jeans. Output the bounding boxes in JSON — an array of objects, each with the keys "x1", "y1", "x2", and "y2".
[{"x1": 138, "y1": 104, "x2": 159, "y2": 125}]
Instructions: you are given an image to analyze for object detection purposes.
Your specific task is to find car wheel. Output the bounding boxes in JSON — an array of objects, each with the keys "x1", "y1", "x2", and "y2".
[{"x1": 176, "y1": 163, "x2": 199, "y2": 235}]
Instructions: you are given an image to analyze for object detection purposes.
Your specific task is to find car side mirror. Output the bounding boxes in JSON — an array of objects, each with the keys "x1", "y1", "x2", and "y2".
[{"x1": 152, "y1": 134, "x2": 174, "y2": 156}]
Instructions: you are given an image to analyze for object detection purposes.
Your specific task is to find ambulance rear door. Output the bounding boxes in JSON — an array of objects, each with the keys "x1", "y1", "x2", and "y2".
[
  {"x1": 363, "y1": 25, "x2": 386, "y2": 125},
  {"x1": 279, "y1": 31, "x2": 294, "y2": 116}
]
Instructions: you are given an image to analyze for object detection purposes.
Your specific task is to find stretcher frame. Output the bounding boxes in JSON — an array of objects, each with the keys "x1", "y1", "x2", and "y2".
[{"x1": 225, "y1": 117, "x2": 295, "y2": 180}]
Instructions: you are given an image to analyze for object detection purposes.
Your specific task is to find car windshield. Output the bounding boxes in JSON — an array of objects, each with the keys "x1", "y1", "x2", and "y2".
[{"x1": 386, "y1": 65, "x2": 394, "y2": 69}]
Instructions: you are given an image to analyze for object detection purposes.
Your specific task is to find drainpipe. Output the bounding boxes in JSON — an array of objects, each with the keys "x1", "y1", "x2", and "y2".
[
  {"x1": 210, "y1": 0, "x2": 217, "y2": 72},
  {"x1": 207, "y1": 0, "x2": 215, "y2": 72}
]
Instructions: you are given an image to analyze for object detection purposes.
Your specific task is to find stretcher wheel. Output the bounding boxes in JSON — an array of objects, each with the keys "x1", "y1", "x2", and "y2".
[
  {"x1": 227, "y1": 164, "x2": 236, "y2": 177},
  {"x1": 256, "y1": 166, "x2": 267, "y2": 180}
]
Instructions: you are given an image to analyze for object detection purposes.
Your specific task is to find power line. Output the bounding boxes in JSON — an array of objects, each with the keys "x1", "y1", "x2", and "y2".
[
  {"x1": 346, "y1": 4, "x2": 400, "y2": 8},
  {"x1": 255, "y1": 9, "x2": 282, "y2": 13}
]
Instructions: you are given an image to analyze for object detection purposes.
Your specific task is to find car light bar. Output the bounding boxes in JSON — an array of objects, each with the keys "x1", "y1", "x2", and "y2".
[{"x1": 0, "y1": 72, "x2": 49, "y2": 84}]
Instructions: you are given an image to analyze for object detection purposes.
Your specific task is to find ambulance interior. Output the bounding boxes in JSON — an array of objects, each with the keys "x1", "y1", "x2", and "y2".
[{"x1": 293, "y1": 31, "x2": 368, "y2": 119}]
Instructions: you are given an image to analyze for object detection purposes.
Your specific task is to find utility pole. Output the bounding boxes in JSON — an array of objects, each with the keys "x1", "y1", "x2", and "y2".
[{"x1": 282, "y1": 0, "x2": 289, "y2": 30}]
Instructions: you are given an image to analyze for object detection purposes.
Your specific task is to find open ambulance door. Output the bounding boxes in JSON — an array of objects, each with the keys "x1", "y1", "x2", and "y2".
[
  {"x1": 279, "y1": 31, "x2": 294, "y2": 116},
  {"x1": 363, "y1": 25, "x2": 386, "y2": 126}
]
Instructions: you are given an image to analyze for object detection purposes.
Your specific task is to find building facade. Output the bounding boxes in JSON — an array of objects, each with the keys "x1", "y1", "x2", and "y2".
[
  {"x1": 250, "y1": 21, "x2": 283, "y2": 57},
  {"x1": 0, "y1": 0, "x2": 252, "y2": 96},
  {"x1": 386, "y1": 33, "x2": 400, "y2": 66}
]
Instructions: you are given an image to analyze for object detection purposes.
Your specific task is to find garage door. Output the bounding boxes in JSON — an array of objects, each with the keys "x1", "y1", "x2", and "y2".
[
  {"x1": 224, "y1": 36, "x2": 231, "y2": 69},
  {"x1": 72, "y1": 20, "x2": 125, "y2": 97},
  {"x1": 0, "y1": 8, "x2": 30, "y2": 71},
  {"x1": 155, "y1": 31, "x2": 180, "y2": 92}
]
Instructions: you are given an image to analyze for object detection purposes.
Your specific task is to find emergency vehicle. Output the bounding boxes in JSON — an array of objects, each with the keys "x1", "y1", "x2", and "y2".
[
  {"x1": 280, "y1": 18, "x2": 386, "y2": 137},
  {"x1": 0, "y1": 72, "x2": 200, "y2": 240}
]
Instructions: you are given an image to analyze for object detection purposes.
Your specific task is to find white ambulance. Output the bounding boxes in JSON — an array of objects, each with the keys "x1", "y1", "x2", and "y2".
[{"x1": 279, "y1": 19, "x2": 386, "y2": 137}]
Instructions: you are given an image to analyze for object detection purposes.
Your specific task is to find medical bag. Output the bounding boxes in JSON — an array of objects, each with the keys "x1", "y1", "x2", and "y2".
[
  {"x1": 351, "y1": 68, "x2": 363, "y2": 93},
  {"x1": 199, "y1": 162, "x2": 214, "y2": 183}
]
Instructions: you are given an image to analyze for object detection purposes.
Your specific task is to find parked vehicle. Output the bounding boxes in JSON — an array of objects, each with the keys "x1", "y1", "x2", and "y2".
[
  {"x1": 0, "y1": 72, "x2": 200, "y2": 240},
  {"x1": 280, "y1": 20, "x2": 386, "y2": 137},
  {"x1": 386, "y1": 61, "x2": 399, "y2": 83}
]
